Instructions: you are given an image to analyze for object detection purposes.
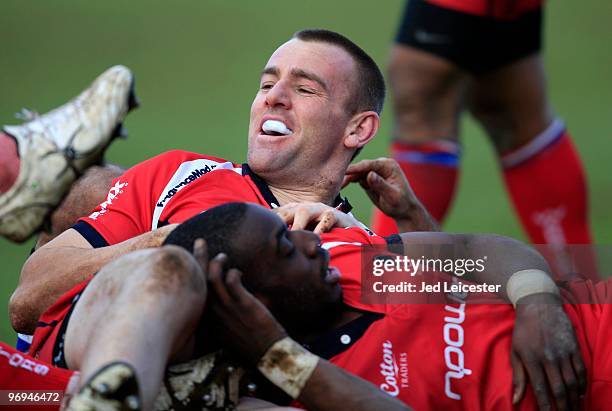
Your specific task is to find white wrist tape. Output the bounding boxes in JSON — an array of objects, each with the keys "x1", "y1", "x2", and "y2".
[
  {"x1": 257, "y1": 337, "x2": 319, "y2": 399},
  {"x1": 507, "y1": 269, "x2": 559, "y2": 307}
]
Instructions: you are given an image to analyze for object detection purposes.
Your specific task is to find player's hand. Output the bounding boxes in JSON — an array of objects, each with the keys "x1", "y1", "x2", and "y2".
[
  {"x1": 274, "y1": 202, "x2": 362, "y2": 234},
  {"x1": 343, "y1": 158, "x2": 438, "y2": 232},
  {"x1": 511, "y1": 293, "x2": 586, "y2": 411},
  {"x1": 193, "y1": 239, "x2": 287, "y2": 364},
  {"x1": 142, "y1": 223, "x2": 178, "y2": 247}
]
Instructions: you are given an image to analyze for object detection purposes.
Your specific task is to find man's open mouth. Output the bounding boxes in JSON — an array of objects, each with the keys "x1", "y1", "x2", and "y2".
[{"x1": 261, "y1": 119, "x2": 293, "y2": 136}]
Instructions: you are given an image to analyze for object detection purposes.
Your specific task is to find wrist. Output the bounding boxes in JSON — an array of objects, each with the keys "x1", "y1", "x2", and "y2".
[
  {"x1": 515, "y1": 292, "x2": 562, "y2": 307},
  {"x1": 506, "y1": 269, "x2": 560, "y2": 308},
  {"x1": 257, "y1": 336, "x2": 319, "y2": 399}
]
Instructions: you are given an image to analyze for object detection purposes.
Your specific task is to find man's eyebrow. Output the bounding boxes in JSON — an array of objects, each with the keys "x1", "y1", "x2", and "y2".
[
  {"x1": 260, "y1": 66, "x2": 328, "y2": 92},
  {"x1": 290, "y1": 68, "x2": 328, "y2": 92},
  {"x1": 261, "y1": 66, "x2": 279, "y2": 78}
]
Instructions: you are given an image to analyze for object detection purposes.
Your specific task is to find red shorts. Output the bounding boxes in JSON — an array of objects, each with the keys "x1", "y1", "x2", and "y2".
[
  {"x1": 427, "y1": 0, "x2": 542, "y2": 20},
  {"x1": 28, "y1": 279, "x2": 91, "y2": 367},
  {"x1": 396, "y1": 0, "x2": 543, "y2": 74}
]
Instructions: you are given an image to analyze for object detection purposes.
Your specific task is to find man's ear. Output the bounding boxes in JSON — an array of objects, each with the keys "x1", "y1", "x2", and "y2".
[{"x1": 343, "y1": 111, "x2": 380, "y2": 150}]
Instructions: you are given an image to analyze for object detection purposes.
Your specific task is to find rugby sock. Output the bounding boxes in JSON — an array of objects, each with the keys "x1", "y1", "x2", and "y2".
[
  {"x1": 0, "y1": 132, "x2": 20, "y2": 193},
  {"x1": 372, "y1": 140, "x2": 460, "y2": 235},
  {"x1": 501, "y1": 119, "x2": 598, "y2": 279}
]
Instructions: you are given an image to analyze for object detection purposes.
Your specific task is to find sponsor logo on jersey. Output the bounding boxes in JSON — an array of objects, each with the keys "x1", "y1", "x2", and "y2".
[
  {"x1": 156, "y1": 164, "x2": 217, "y2": 208},
  {"x1": 379, "y1": 340, "x2": 409, "y2": 396},
  {"x1": 443, "y1": 303, "x2": 472, "y2": 400},
  {"x1": 150, "y1": 159, "x2": 241, "y2": 230},
  {"x1": 89, "y1": 181, "x2": 128, "y2": 220},
  {"x1": 0, "y1": 346, "x2": 49, "y2": 376}
]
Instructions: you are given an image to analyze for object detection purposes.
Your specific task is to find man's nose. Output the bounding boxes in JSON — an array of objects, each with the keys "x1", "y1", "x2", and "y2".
[
  {"x1": 265, "y1": 82, "x2": 291, "y2": 109},
  {"x1": 305, "y1": 231, "x2": 322, "y2": 257}
]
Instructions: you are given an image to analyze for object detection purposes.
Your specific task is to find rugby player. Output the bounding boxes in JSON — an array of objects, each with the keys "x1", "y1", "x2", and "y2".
[
  {"x1": 11, "y1": 29, "x2": 435, "y2": 335},
  {"x1": 374, "y1": 0, "x2": 593, "y2": 252},
  {"x1": 7, "y1": 29, "x2": 583, "y2": 409},
  {"x1": 20, "y1": 236, "x2": 410, "y2": 411},
  {"x1": 167, "y1": 202, "x2": 609, "y2": 411},
  {"x1": 24, "y1": 201, "x2": 586, "y2": 410}
]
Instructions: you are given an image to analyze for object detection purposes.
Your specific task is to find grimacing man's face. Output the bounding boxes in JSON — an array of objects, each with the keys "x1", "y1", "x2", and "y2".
[{"x1": 247, "y1": 39, "x2": 358, "y2": 181}]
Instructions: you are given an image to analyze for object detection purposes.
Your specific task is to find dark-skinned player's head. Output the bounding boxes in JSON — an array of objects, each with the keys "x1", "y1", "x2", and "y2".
[{"x1": 164, "y1": 202, "x2": 343, "y2": 337}]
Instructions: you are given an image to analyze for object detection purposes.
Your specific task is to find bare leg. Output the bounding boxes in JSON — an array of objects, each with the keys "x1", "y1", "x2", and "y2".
[
  {"x1": 372, "y1": 45, "x2": 468, "y2": 233},
  {"x1": 468, "y1": 54, "x2": 553, "y2": 153},
  {"x1": 0, "y1": 133, "x2": 19, "y2": 193},
  {"x1": 64, "y1": 246, "x2": 206, "y2": 410},
  {"x1": 389, "y1": 45, "x2": 468, "y2": 143},
  {"x1": 469, "y1": 54, "x2": 596, "y2": 278},
  {"x1": 35, "y1": 164, "x2": 124, "y2": 249}
]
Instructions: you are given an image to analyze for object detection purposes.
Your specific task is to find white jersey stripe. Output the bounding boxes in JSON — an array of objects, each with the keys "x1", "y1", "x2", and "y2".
[
  {"x1": 322, "y1": 241, "x2": 363, "y2": 250},
  {"x1": 151, "y1": 159, "x2": 241, "y2": 230}
]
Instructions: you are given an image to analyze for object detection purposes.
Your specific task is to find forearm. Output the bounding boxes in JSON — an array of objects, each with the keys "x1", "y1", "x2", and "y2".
[
  {"x1": 11, "y1": 228, "x2": 169, "y2": 333},
  {"x1": 457, "y1": 234, "x2": 552, "y2": 299},
  {"x1": 258, "y1": 337, "x2": 410, "y2": 411},
  {"x1": 398, "y1": 232, "x2": 554, "y2": 302},
  {"x1": 298, "y1": 360, "x2": 411, "y2": 411},
  {"x1": 394, "y1": 201, "x2": 439, "y2": 232}
]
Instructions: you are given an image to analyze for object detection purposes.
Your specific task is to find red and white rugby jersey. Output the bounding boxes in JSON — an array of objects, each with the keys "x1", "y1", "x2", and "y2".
[
  {"x1": 318, "y1": 227, "x2": 611, "y2": 410},
  {"x1": 75, "y1": 150, "x2": 353, "y2": 247}
]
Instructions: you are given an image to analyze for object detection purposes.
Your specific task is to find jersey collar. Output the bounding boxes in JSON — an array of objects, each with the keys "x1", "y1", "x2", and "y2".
[
  {"x1": 242, "y1": 163, "x2": 353, "y2": 213},
  {"x1": 304, "y1": 311, "x2": 384, "y2": 360}
]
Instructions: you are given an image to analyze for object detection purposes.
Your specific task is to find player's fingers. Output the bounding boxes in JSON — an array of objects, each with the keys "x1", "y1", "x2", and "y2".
[
  {"x1": 207, "y1": 253, "x2": 231, "y2": 304},
  {"x1": 291, "y1": 208, "x2": 313, "y2": 231},
  {"x1": 543, "y1": 361, "x2": 568, "y2": 411},
  {"x1": 342, "y1": 173, "x2": 361, "y2": 188},
  {"x1": 274, "y1": 208, "x2": 294, "y2": 225},
  {"x1": 314, "y1": 210, "x2": 336, "y2": 234},
  {"x1": 560, "y1": 357, "x2": 580, "y2": 410},
  {"x1": 511, "y1": 351, "x2": 527, "y2": 405},
  {"x1": 571, "y1": 353, "x2": 587, "y2": 395},
  {"x1": 192, "y1": 238, "x2": 208, "y2": 270},
  {"x1": 524, "y1": 361, "x2": 552, "y2": 411},
  {"x1": 224, "y1": 268, "x2": 248, "y2": 302},
  {"x1": 345, "y1": 159, "x2": 375, "y2": 175},
  {"x1": 367, "y1": 171, "x2": 395, "y2": 198}
]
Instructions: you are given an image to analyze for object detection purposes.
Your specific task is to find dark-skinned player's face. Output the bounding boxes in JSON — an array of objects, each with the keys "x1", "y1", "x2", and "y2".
[{"x1": 236, "y1": 204, "x2": 343, "y2": 335}]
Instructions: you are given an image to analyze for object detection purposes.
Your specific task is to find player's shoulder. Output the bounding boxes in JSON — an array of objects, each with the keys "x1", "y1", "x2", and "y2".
[
  {"x1": 127, "y1": 150, "x2": 241, "y2": 176},
  {"x1": 150, "y1": 150, "x2": 237, "y2": 166},
  {"x1": 322, "y1": 226, "x2": 386, "y2": 248}
]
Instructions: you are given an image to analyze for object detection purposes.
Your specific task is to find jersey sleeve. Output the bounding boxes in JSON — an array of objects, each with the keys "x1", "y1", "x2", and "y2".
[
  {"x1": 324, "y1": 227, "x2": 390, "y2": 314},
  {"x1": 75, "y1": 150, "x2": 206, "y2": 246}
]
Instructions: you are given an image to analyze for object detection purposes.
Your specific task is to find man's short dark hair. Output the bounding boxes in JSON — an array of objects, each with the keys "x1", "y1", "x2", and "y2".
[
  {"x1": 163, "y1": 202, "x2": 248, "y2": 266},
  {"x1": 164, "y1": 202, "x2": 275, "y2": 294},
  {"x1": 293, "y1": 29, "x2": 386, "y2": 116}
]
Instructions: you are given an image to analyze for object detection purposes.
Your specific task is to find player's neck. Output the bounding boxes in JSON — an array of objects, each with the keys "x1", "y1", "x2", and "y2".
[{"x1": 268, "y1": 180, "x2": 341, "y2": 207}]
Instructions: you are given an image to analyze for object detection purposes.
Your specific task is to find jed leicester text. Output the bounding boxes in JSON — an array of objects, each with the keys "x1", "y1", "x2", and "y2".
[{"x1": 372, "y1": 281, "x2": 501, "y2": 294}]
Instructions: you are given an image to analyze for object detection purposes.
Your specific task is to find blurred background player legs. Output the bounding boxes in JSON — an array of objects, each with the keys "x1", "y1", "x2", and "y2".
[{"x1": 373, "y1": 0, "x2": 595, "y2": 278}]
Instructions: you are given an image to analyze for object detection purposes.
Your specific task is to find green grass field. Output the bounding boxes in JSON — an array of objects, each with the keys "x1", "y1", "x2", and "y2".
[{"x1": 1, "y1": 1, "x2": 611, "y2": 343}]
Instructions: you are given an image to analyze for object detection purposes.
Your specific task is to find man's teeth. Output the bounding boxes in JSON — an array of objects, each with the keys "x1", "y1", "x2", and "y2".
[{"x1": 262, "y1": 120, "x2": 293, "y2": 136}]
